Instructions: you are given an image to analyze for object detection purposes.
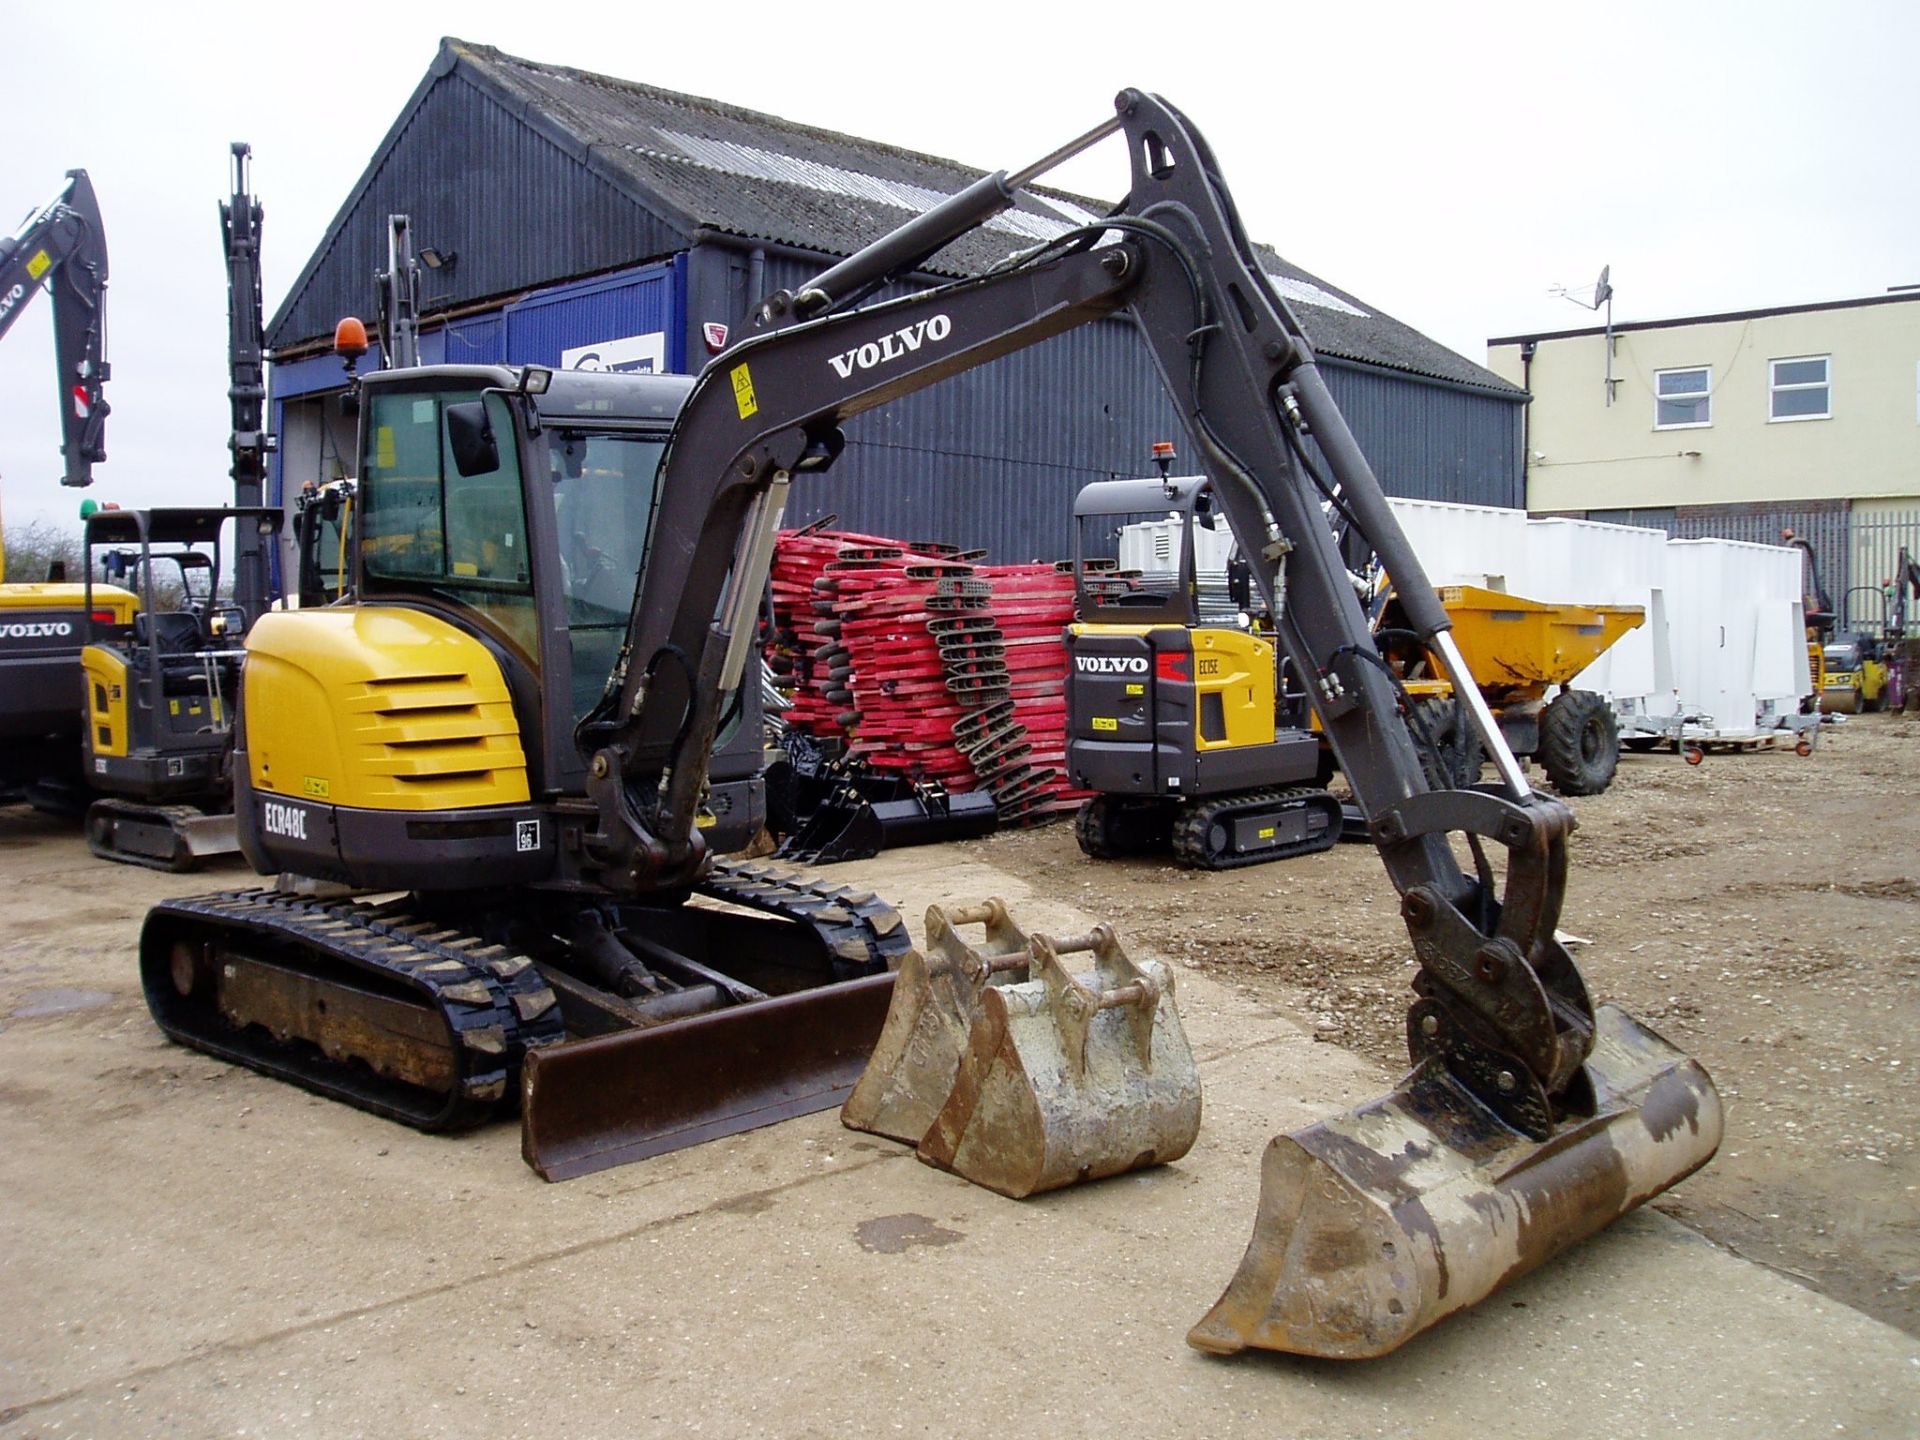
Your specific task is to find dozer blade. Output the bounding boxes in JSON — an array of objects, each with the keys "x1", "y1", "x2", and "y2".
[
  {"x1": 88, "y1": 800, "x2": 239, "y2": 872},
  {"x1": 841, "y1": 899, "x2": 1031, "y2": 1144},
  {"x1": 1188, "y1": 1003, "x2": 1721, "y2": 1360},
  {"x1": 917, "y1": 926, "x2": 1201, "y2": 1198},
  {"x1": 522, "y1": 971, "x2": 896, "y2": 1181}
]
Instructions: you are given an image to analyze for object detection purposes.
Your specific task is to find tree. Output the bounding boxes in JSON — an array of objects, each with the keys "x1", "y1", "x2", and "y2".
[{"x1": 1, "y1": 514, "x2": 85, "y2": 585}]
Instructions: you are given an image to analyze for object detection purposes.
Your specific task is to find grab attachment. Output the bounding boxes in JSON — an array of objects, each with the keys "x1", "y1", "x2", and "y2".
[
  {"x1": 916, "y1": 925, "x2": 1201, "y2": 1198},
  {"x1": 1188, "y1": 1004, "x2": 1721, "y2": 1359},
  {"x1": 841, "y1": 899, "x2": 1032, "y2": 1144}
]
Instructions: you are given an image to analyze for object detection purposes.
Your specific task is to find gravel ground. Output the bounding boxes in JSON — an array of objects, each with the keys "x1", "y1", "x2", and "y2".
[
  {"x1": 1, "y1": 718, "x2": 1917, "y2": 1436},
  {"x1": 967, "y1": 711, "x2": 1920, "y2": 1336}
]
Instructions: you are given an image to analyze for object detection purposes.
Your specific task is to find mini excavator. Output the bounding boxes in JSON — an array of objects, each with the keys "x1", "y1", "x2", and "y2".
[{"x1": 141, "y1": 91, "x2": 1720, "y2": 1359}]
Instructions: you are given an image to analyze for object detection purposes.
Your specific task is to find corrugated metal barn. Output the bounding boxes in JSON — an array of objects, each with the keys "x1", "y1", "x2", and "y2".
[{"x1": 267, "y1": 38, "x2": 1525, "y2": 564}]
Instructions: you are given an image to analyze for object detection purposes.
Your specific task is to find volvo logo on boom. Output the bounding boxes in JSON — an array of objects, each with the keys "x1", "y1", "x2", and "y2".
[
  {"x1": 0, "y1": 282, "x2": 26, "y2": 328},
  {"x1": 1075, "y1": 655, "x2": 1150, "y2": 675},
  {"x1": 827, "y1": 314, "x2": 952, "y2": 379}
]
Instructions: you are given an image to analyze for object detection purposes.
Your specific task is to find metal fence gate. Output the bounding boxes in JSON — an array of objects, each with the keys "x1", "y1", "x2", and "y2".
[{"x1": 1845, "y1": 507, "x2": 1920, "y2": 634}]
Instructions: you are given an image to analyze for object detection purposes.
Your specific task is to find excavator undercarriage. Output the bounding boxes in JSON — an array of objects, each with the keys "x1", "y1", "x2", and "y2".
[{"x1": 143, "y1": 859, "x2": 910, "y2": 1165}]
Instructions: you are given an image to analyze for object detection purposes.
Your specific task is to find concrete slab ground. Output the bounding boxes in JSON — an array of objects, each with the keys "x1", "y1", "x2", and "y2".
[{"x1": 2, "y1": 812, "x2": 1915, "y2": 1438}]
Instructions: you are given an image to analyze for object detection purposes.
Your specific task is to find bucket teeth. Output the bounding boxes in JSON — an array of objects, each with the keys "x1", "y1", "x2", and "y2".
[{"x1": 1187, "y1": 1003, "x2": 1722, "y2": 1359}]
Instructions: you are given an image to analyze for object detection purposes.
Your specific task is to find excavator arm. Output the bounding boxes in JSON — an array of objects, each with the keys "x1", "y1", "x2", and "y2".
[
  {"x1": 0, "y1": 170, "x2": 109, "y2": 487},
  {"x1": 222, "y1": 143, "x2": 273, "y2": 620},
  {"x1": 375, "y1": 213, "x2": 423, "y2": 371},
  {"x1": 585, "y1": 89, "x2": 1593, "y2": 1135}
]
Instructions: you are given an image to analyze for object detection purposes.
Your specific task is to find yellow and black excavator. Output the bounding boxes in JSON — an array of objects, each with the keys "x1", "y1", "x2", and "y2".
[
  {"x1": 139, "y1": 91, "x2": 1720, "y2": 1360},
  {"x1": 1065, "y1": 465, "x2": 1342, "y2": 867}
]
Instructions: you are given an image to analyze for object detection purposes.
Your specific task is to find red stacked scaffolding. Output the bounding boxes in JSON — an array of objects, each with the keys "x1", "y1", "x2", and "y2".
[
  {"x1": 766, "y1": 528, "x2": 1087, "y2": 821},
  {"x1": 766, "y1": 526, "x2": 908, "y2": 736},
  {"x1": 835, "y1": 552, "x2": 993, "y2": 788},
  {"x1": 969, "y1": 564, "x2": 1088, "y2": 818}
]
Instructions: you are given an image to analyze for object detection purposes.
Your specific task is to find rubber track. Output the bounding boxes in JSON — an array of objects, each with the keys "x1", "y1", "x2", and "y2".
[
  {"x1": 698, "y1": 858, "x2": 915, "y2": 975},
  {"x1": 86, "y1": 801, "x2": 209, "y2": 873},
  {"x1": 1170, "y1": 787, "x2": 1343, "y2": 871},
  {"x1": 1074, "y1": 796, "x2": 1129, "y2": 859},
  {"x1": 142, "y1": 889, "x2": 563, "y2": 1131}
]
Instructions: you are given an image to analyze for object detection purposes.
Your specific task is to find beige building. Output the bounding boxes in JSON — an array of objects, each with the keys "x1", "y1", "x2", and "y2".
[{"x1": 1487, "y1": 291, "x2": 1920, "y2": 626}]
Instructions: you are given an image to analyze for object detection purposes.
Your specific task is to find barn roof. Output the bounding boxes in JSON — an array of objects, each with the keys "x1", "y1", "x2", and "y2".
[{"x1": 270, "y1": 38, "x2": 1518, "y2": 396}]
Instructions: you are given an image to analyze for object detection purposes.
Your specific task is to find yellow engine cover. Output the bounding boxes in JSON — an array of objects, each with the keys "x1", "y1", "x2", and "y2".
[
  {"x1": 79, "y1": 645, "x2": 130, "y2": 758},
  {"x1": 244, "y1": 606, "x2": 530, "y2": 811},
  {"x1": 1191, "y1": 627, "x2": 1276, "y2": 750},
  {"x1": 0, "y1": 580, "x2": 138, "y2": 621}
]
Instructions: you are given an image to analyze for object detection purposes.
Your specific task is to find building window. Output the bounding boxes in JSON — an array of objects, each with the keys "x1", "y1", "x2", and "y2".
[
  {"x1": 1654, "y1": 366, "x2": 1711, "y2": 429},
  {"x1": 1770, "y1": 355, "x2": 1831, "y2": 421}
]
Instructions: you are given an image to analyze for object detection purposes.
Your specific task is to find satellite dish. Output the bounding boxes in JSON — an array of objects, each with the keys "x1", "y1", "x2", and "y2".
[{"x1": 1593, "y1": 264, "x2": 1613, "y2": 307}]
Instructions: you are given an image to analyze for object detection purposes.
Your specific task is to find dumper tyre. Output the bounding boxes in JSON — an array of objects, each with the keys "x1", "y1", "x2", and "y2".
[
  {"x1": 1540, "y1": 689, "x2": 1618, "y2": 796},
  {"x1": 1410, "y1": 697, "x2": 1482, "y2": 790}
]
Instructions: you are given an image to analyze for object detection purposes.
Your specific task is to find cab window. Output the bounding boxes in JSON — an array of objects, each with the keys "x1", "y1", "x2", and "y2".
[
  {"x1": 548, "y1": 429, "x2": 667, "y2": 722},
  {"x1": 359, "y1": 388, "x2": 539, "y2": 661}
]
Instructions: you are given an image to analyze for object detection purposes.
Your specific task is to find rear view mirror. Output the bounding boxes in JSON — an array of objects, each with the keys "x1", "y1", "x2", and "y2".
[
  {"x1": 446, "y1": 402, "x2": 499, "y2": 477},
  {"x1": 559, "y1": 435, "x2": 587, "y2": 480}
]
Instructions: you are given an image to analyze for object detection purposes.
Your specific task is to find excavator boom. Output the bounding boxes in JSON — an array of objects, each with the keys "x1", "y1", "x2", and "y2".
[
  {"x1": 222, "y1": 142, "x2": 273, "y2": 621},
  {"x1": 0, "y1": 169, "x2": 110, "y2": 487}
]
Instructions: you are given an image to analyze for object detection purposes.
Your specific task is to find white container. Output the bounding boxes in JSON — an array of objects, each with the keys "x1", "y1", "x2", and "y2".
[
  {"x1": 1386, "y1": 498, "x2": 1533, "y2": 594},
  {"x1": 1389, "y1": 500, "x2": 1676, "y2": 719},
  {"x1": 1116, "y1": 514, "x2": 1235, "y2": 575},
  {"x1": 1662, "y1": 538, "x2": 1812, "y2": 736},
  {"x1": 1524, "y1": 516, "x2": 1677, "y2": 720}
]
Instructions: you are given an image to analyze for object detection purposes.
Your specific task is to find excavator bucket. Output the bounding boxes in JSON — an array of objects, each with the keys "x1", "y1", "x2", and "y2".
[
  {"x1": 841, "y1": 899, "x2": 1032, "y2": 1144},
  {"x1": 779, "y1": 783, "x2": 998, "y2": 865},
  {"x1": 916, "y1": 926, "x2": 1201, "y2": 1198},
  {"x1": 776, "y1": 781, "x2": 889, "y2": 864},
  {"x1": 1188, "y1": 1004, "x2": 1722, "y2": 1359}
]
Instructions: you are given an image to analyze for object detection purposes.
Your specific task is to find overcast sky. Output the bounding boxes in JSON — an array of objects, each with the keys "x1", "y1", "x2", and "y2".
[{"x1": 2, "y1": 0, "x2": 1914, "y2": 542}]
